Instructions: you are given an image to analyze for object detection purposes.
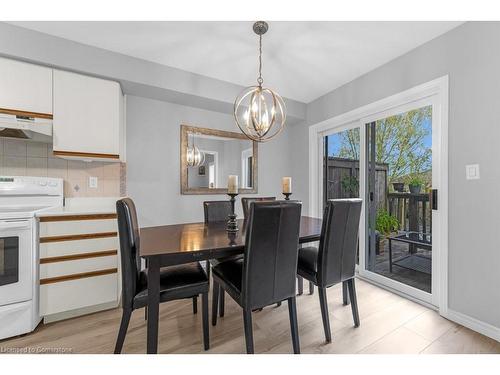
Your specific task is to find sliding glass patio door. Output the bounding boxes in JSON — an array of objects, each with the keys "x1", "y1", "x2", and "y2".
[
  {"x1": 360, "y1": 97, "x2": 440, "y2": 306},
  {"x1": 314, "y1": 78, "x2": 447, "y2": 310}
]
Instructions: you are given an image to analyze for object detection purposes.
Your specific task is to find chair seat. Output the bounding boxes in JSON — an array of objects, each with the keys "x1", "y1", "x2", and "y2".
[
  {"x1": 134, "y1": 262, "x2": 209, "y2": 309},
  {"x1": 297, "y1": 246, "x2": 319, "y2": 283},
  {"x1": 211, "y1": 257, "x2": 244, "y2": 303},
  {"x1": 209, "y1": 254, "x2": 243, "y2": 267}
]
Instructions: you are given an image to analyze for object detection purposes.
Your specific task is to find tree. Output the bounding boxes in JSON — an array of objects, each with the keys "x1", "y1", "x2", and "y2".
[{"x1": 337, "y1": 106, "x2": 431, "y2": 182}]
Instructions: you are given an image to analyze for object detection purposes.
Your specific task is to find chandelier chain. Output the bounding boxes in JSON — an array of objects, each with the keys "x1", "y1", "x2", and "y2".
[{"x1": 257, "y1": 34, "x2": 263, "y2": 86}]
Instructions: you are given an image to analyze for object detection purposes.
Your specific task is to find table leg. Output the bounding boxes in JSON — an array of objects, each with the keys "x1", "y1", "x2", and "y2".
[{"x1": 147, "y1": 256, "x2": 160, "y2": 354}]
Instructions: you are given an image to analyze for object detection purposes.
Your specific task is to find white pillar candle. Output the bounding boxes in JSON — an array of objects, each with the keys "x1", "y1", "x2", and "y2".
[
  {"x1": 282, "y1": 177, "x2": 292, "y2": 194},
  {"x1": 228, "y1": 175, "x2": 239, "y2": 194}
]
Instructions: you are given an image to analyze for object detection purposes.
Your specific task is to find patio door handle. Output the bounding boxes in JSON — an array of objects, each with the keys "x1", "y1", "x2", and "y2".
[{"x1": 431, "y1": 189, "x2": 438, "y2": 210}]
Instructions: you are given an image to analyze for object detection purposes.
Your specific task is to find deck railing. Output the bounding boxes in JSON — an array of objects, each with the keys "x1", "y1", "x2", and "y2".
[{"x1": 387, "y1": 192, "x2": 431, "y2": 235}]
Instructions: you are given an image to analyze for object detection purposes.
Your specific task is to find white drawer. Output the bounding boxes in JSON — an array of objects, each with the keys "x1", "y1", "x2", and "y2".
[
  {"x1": 40, "y1": 254, "x2": 117, "y2": 279},
  {"x1": 39, "y1": 218, "x2": 117, "y2": 237},
  {"x1": 40, "y1": 237, "x2": 118, "y2": 259},
  {"x1": 40, "y1": 273, "x2": 118, "y2": 316}
]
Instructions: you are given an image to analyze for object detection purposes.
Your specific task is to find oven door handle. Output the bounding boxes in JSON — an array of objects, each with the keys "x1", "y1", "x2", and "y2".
[{"x1": 0, "y1": 220, "x2": 31, "y2": 231}]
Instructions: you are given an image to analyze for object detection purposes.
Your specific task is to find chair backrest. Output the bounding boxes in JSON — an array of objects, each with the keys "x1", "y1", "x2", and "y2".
[
  {"x1": 203, "y1": 200, "x2": 232, "y2": 223},
  {"x1": 116, "y1": 198, "x2": 142, "y2": 308},
  {"x1": 317, "y1": 199, "x2": 362, "y2": 287},
  {"x1": 242, "y1": 201, "x2": 302, "y2": 309},
  {"x1": 241, "y1": 196, "x2": 276, "y2": 219}
]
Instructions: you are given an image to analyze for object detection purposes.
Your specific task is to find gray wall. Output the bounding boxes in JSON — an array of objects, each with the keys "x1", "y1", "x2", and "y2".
[
  {"x1": 292, "y1": 22, "x2": 500, "y2": 329},
  {"x1": 126, "y1": 95, "x2": 293, "y2": 227}
]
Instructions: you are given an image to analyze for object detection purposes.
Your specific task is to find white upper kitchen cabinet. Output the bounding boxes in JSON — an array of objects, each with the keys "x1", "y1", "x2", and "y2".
[
  {"x1": 0, "y1": 57, "x2": 53, "y2": 116},
  {"x1": 53, "y1": 69, "x2": 125, "y2": 161}
]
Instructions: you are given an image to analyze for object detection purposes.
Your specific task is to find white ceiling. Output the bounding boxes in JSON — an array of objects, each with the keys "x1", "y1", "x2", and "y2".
[{"x1": 10, "y1": 21, "x2": 462, "y2": 103}]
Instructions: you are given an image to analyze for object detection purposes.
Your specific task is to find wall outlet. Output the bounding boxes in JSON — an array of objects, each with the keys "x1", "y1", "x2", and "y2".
[
  {"x1": 466, "y1": 164, "x2": 480, "y2": 180},
  {"x1": 89, "y1": 176, "x2": 98, "y2": 188}
]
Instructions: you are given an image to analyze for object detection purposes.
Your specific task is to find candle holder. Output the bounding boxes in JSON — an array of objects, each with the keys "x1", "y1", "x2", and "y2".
[
  {"x1": 283, "y1": 192, "x2": 292, "y2": 200},
  {"x1": 227, "y1": 232, "x2": 237, "y2": 246},
  {"x1": 226, "y1": 193, "x2": 239, "y2": 233}
]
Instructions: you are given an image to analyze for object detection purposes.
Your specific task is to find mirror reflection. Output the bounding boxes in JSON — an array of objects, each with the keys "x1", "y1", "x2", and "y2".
[{"x1": 187, "y1": 133, "x2": 254, "y2": 189}]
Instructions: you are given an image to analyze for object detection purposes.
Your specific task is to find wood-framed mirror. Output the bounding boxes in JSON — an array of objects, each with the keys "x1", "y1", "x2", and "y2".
[{"x1": 180, "y1": 124, "x2": 258, "y2": 195}]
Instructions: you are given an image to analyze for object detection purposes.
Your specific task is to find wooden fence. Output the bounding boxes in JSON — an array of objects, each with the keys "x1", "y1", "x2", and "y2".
[{"x1": 324, "y1": 157, "x2": 388, "y2": 211}]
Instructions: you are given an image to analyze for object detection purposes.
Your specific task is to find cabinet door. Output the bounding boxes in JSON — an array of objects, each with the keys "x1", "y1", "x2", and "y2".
[
  {"x1": 53, "y1": 70, "x2": 121, "y2": 159},
  {"x1": 0, "y1": 57, "x2": 52, "y2": 116}
]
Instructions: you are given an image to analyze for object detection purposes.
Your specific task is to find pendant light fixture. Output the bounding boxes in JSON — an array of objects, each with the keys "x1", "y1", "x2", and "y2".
[
  {"x1": 234, "y1": 21, "x2": 286, "y2": 142},
  {"x1": 186, "y1": 131, "x2": 205, "y2": 167}
]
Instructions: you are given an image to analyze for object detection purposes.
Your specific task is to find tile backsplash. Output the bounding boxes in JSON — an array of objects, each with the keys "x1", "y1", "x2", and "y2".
[{"x1": 0, "y1": 139, "x2": 125, "y2": 198}]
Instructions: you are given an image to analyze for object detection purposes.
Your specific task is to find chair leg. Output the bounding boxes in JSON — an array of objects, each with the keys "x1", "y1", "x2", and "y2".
[
  {"x1": 114, "y1": 308, "x2": 132, "y2": 354},
  {"x1": 243, "y1": 308, "x2": 254, "y2": 354},
  {"x1": 297, "y1": 276, "x2": 303, "y2": 295},
  {"x1": 309, "y1": 281, "x2": 314, "y2": 295},
  {"x1": 202, "y1": 292, "x2": 210, "y2": 350},
  {"x1": 318, "y1": 287, "x2": 332, "y2": 342},
  {"x1": 212, "y1": 281, "x2": 219, "y2": 326},
  {"x1": 193, "y1": 296, "x2": 198, "y2": 314},
  {"x1": 342, "y1": 281, "x2": 350, "y2": 305},
  {"x1": 218, "y1": 286, "x2": 225, "y2": 317},
  {"x1": 144, "y1": 306, "x2": 147, "y2": 320},
  {"x1": 287, "y1": 297, "x2": 301, "y2": 354},
  {"x1": 347, "y1": 278, "x2": 360, "y2": 327}
]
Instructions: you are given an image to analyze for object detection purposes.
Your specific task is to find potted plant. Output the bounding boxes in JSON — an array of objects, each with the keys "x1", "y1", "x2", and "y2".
[
  {"x1": 408, "y1": 175, "x2": 425, "y2": 194},
  {"x1": 375, "y1": 210, "x2": 400, "y2": 254},
  {"x1": 392, "y1": 182, "x2": 405, "y2": 192}
]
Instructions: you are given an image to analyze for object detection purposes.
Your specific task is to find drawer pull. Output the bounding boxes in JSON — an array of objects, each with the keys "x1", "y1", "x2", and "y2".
[
  {"x1": 40, "y1": 268, "x2": 118, "y2": 285},
  {"x1": 40, "y1": 231, "x2": 117, "y2": 243},
  {"x1": 40, "y1": 249, "x2": 117, "y2": 264}
]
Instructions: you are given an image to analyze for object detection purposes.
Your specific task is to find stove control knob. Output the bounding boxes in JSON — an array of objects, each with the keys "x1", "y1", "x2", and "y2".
[{"x1": 39, "y1": 181, "x2": 47, "y2": 186}]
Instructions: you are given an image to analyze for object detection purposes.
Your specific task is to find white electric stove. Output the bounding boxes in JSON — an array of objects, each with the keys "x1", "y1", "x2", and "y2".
[{"x1": 0, "y1": 176, "x2": 63, "y2": 340}]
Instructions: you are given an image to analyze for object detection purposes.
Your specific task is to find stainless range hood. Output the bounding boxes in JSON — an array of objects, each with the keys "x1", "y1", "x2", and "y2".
[{"x1": 0, "y1": 113, "x2": 52, "y2": 142}]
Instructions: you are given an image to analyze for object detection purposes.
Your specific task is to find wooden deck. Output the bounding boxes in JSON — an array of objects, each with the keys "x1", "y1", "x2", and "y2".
[{"x1": 372, "y1": 240, "x2": 431, "y2": 293}]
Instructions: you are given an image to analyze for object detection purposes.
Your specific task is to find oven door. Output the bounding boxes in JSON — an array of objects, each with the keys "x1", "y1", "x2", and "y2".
[{"x1": 0, "y1": 219, "x2": 32, "y2": 306}]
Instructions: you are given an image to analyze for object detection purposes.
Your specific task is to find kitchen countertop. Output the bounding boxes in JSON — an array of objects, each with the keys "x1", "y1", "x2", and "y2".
[
  {"x1": 35, "y1": 197, "x2": 119, "y2": 217},
  {"x1": 36, "y1": 206, "x2": 117, "y2": 217}
]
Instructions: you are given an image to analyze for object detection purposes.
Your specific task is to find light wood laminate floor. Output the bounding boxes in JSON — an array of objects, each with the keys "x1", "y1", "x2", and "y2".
[{"x1": 1, "y1": 279, "x2": 499, "y2": 354}]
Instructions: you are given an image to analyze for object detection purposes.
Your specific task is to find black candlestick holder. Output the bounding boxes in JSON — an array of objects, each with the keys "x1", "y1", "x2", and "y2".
[
  {"x1": 226, "y1": 193, "x2": 239, "y2": 232},
  {"x1": 283, "y1": 192, "x2": 292, "y2": 200}
]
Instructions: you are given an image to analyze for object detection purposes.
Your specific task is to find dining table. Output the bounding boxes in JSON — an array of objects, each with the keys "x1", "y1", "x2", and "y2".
[{"x1": 139, "y1": 216, "x2": 322, "y2": 354}]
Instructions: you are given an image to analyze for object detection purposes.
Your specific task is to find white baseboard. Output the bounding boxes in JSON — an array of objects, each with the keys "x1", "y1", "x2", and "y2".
[{"x1": 443, "y1": 309, "x2": 500, "y2": 343}]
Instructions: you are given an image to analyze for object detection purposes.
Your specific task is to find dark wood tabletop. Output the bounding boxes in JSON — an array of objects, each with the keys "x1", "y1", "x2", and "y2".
[{"x1": 140, "y1": 216, "x2": 322, "y2": 260}]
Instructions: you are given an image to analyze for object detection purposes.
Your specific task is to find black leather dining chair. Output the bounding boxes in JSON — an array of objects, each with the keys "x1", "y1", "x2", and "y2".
[
  {"x1": 297, "y1": 198, "x2": 362, "y2": 343},
  {"x1": 211, "y1": 201, "x2": 302, "y2": 354},
  {"x1": 203, "y1": 200, "x2": 232, "y2": 223},
  {"x1": 203, "y1": 200, "x2": 239, "y2": 321},
  {"x1": 115, "y1": 198, "x2": 210, "y2": 353},
  {"x1": 241, "y1": 196, "x2": 276, "y2": 219}
]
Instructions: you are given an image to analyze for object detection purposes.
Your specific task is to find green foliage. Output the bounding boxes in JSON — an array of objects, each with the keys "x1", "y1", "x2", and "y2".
[
  {"x1": 341, "y1": 175, "x2": 359, "y2": 195},
  {"x1": 376, "y1": 210, "x2": 399, "y2": 235},
  {"x1": 338, "y1": 106, "x2": 432, "y2": 182},
  {"x1": 408, "y1": 175, "x2": 425, "y2": 187}
]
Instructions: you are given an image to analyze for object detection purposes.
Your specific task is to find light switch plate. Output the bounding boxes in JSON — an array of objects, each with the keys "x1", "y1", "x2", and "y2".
[
  {"x1": 466, "y1": 164, "x2": 480, "y2": 180},
  {"x1": 89, "y1": 176, "x2": 98, "y2": 188}
]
